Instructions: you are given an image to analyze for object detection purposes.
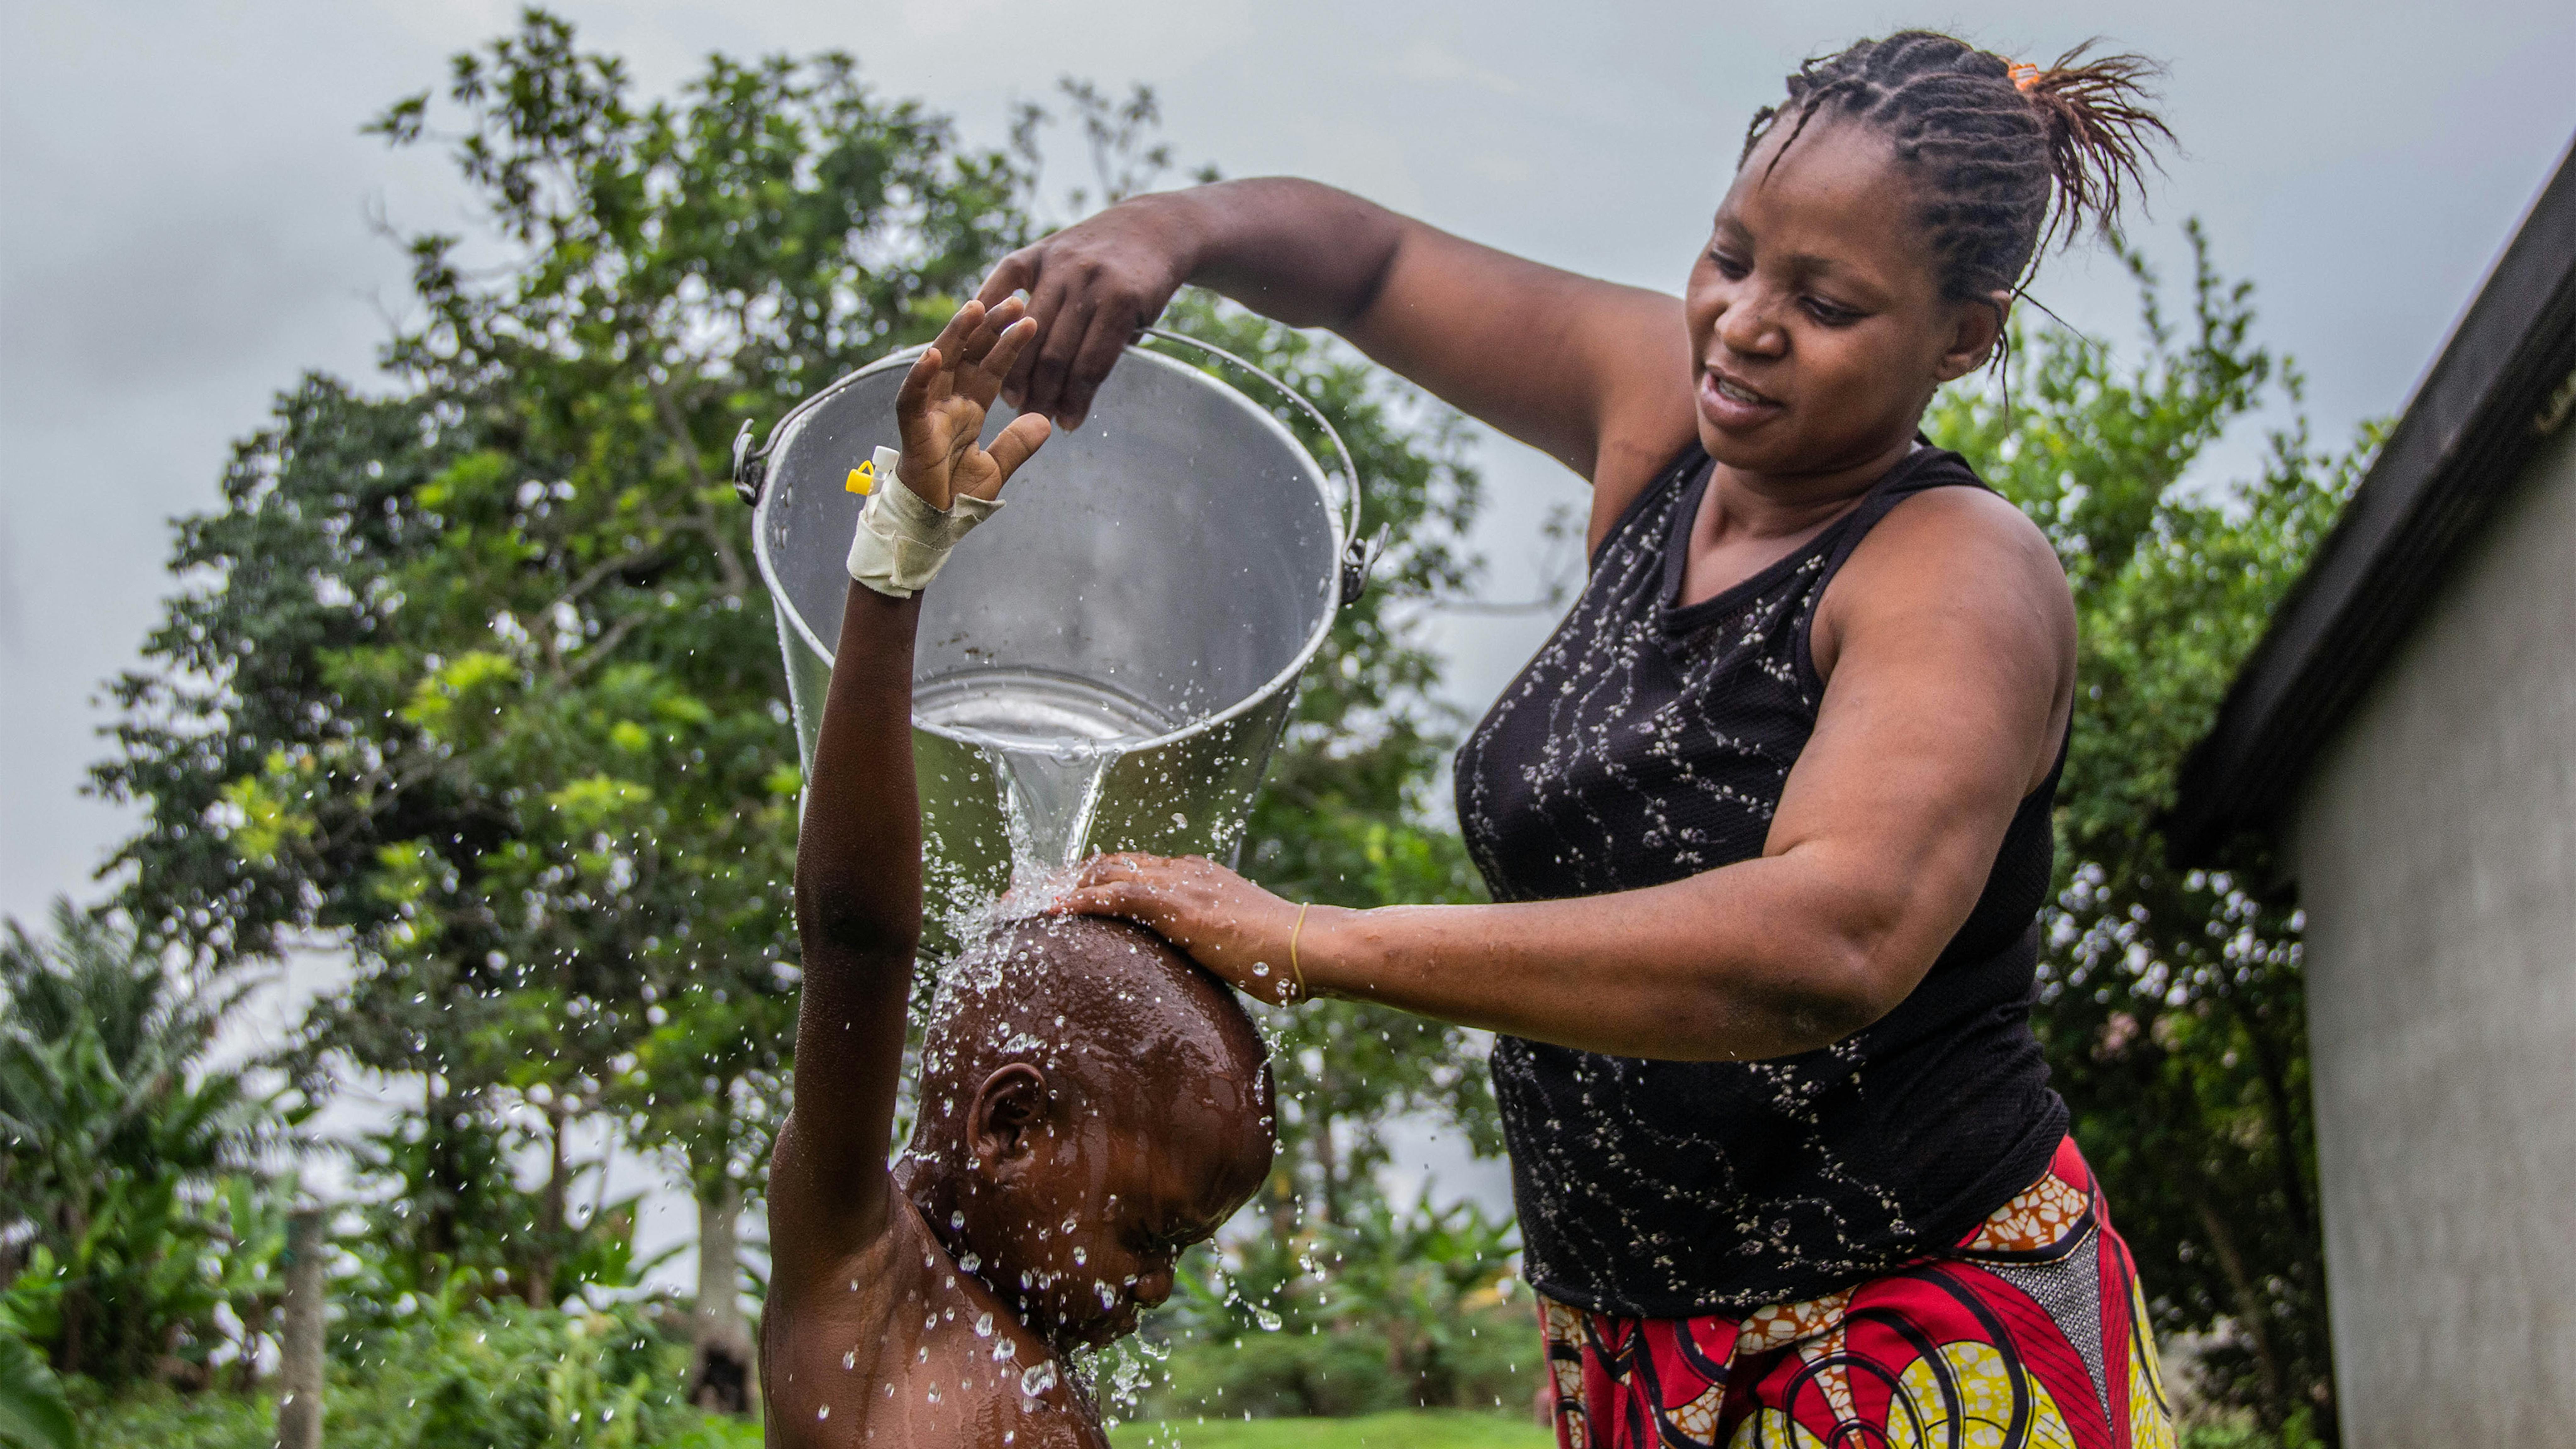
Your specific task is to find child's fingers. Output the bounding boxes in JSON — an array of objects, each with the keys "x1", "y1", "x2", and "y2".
[
  {"x1": 894, "y1": 346, "x2": 943, "y2": 418},
  {"x1": 969, "y1": 413, "x2": 1054, "y2": 499},
  {"x1": 974, "y1": 317, "x2": 1041, "y2": 403},
  {"x1": 927, "y1": 299, "x2": 987, "y2": 368},
  {"x1": 957, "y1": 295, "x2": 1027, "y2": 368},
  {"x1": 953, "y1": 301, "x2": 1014, "y2": 373}
]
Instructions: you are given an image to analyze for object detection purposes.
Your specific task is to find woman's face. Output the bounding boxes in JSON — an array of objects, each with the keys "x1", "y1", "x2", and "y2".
[{"x1": 1684, "y1": 117, "x2": 2001, "y2": 483}]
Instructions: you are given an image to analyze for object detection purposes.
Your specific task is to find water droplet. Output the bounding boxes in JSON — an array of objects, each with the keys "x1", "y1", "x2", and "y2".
[
  {"x1": 974, "y1": 1312, "x2": 994, "y2": 1338},
  {"x1": 1020, "y1": 1361, "x2": 1058, "y2": 1397},
  {"x1": 1071, "y1": 1247, "x2": 1086, "y2": 1266},
  {"x1": 816, "y1": 1406, "x2": 830, "y2": 1421}
]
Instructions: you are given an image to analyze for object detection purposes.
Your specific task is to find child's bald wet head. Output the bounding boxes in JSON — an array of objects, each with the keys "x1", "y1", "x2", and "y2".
[{"x1": 904, "y1": 914, "x2": 1274, "y2": 1348}]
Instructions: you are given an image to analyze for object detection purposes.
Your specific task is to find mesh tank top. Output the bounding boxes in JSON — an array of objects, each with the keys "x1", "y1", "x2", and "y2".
[{"x1": 1454, "y1": 442, "x2": 2068, "y2": 1317}]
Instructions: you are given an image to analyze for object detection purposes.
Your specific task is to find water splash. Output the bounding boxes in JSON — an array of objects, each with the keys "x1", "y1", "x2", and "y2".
[{"x1": 915, "y1": 670, "x2": 1173, "y2": 907}]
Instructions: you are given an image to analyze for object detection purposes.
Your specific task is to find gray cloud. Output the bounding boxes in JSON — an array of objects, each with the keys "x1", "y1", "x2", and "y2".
[{"x1": 3, "y1": 0, "x2": 2573, "y2": 926}]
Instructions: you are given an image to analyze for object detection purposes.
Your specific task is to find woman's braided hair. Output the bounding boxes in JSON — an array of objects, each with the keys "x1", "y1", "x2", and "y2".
[{"x1": 1742, "y1": 32, "x2": 2173, "y2": 308}]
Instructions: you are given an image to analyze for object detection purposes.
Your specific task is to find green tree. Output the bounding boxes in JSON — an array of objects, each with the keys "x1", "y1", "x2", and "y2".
[
  {"x1": 0, "y1": 900, "x2": 279, "y2": 1388},
  {"x1": 96, "y1": 10, "x2": 1505, "y2": 1410},
  {"x1": 1929, "y1": 226, "x2": 2370, "y2": 1445},
  {"x1": 95, "y1": 6, "x2": 1028, "y2": 1397}
]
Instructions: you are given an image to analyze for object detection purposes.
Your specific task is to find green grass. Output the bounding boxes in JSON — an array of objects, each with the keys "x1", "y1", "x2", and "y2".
[{"x1": 1112, "y1": 1409, "x2": 1554, "y2": 1448}]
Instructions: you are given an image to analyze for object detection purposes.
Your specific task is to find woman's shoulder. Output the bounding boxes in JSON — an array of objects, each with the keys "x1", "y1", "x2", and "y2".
[
  {"x1": 1866, "y1": 466, "x2": 2060, "y2": 575},
  {"x1": 1809, "y1": 462, "x2": 2073, "y2": 691}
]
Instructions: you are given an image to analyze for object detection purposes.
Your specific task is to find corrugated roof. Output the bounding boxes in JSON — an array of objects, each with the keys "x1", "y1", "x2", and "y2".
[{"x1": 2166, "y1": 135, "x2": 2576, "y2": 867}]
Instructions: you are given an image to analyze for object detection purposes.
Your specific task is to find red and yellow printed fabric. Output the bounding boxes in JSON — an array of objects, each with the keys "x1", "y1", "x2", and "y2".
[{"x1": 1539, "y1": 1136, "x2": 2175, "y2": 1449}]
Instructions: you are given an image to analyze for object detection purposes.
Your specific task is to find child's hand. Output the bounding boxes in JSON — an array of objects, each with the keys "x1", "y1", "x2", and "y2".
[{"x1": 893, "y1": 297, "x2": 1052, "y2": 510}]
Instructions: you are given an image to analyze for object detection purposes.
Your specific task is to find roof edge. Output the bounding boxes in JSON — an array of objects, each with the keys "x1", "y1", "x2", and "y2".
[{"x1": 2167, "y1": 133, "x2": 2576, "y2": 867}]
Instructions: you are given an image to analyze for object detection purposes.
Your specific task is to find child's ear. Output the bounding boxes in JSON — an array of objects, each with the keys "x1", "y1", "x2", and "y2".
[{"x1": 969, "y1": 1063, "x2": 1052, "y2": 1173}]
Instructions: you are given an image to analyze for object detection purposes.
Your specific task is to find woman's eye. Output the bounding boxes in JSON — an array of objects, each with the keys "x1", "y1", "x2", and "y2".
[
  {"x1": 1709, "y1": 250, "x2": 1750, "y2": 280},
  {"x1": 1803, "y1": 297, "x2": 1859, "y2": 325}
]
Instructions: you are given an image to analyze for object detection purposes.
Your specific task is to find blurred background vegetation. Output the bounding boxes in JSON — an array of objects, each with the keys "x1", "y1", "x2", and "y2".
[{"x1": 1, "y1": 10, "x2": 2373, "y2": 1448}]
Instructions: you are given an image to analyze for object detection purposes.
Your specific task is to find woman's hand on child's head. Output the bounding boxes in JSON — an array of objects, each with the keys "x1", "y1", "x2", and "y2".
[
  {"x1": 893, "y1": 297, "x2": 1053, "y2": 511},
  {"x1": 1058, "y1": 853, "x2": 1310, "y2": 1007}
]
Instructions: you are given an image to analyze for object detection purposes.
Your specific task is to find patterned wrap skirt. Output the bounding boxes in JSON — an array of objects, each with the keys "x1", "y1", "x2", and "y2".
[{"x1": 1538, "y1": 1137, "x2": 2175, "y2": 1448}]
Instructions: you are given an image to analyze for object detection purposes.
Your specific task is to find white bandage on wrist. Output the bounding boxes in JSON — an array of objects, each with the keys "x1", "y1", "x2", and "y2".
[{"x1": 844, "y1": 446, "x2": 1003, "y2": 598}]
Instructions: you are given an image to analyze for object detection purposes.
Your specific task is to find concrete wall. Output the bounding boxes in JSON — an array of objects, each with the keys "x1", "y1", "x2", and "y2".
[{"x1": 2290, "y1": 416, "x2": 2576, "y2": 1447}]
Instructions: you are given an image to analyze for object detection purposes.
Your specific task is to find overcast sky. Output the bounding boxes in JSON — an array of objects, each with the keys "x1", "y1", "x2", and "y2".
[
  {"x1": 7, "y1": 0, "x2": 2575, "y2": 929},
  {"x1": 5, "y1": 0, "x2": 2571, "y2": 1290}
]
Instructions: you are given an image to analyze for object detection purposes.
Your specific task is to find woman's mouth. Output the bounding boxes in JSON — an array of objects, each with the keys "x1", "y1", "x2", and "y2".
[{"x1": 1699, "y1": 368, "x2": 1784, "y2": 431}]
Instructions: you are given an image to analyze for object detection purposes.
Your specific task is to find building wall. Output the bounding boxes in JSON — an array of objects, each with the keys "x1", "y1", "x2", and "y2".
[{"x1": 2291, "y1": 416, "x2": 2576, "y2": 1446}]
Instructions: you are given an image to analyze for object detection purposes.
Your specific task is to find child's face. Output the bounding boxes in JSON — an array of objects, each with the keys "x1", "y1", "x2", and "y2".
[
  {"x1": 964, "y1": 1071, "x2": 1271, "y2": 1348},
  {"x1": 937, "y1": 1031, "x2": 1269, "y2": 1350},
  {"x1": 1684, "y1": 116, "x2": 1998, "y2": 479}
]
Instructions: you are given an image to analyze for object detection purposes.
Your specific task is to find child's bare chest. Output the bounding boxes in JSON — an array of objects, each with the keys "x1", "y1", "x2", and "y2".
[{"x1": 766, "y1": 1202, "x2": 1104, "y2": 1448}]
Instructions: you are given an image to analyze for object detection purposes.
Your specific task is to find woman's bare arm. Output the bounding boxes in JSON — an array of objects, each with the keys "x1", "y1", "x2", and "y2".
[
  {"x1": 1063, "y1": 489, "x2": 2074, "y2": 1061},
  {"x1": 974, "y1": 179, "x2": 1697, "y2": 528}
]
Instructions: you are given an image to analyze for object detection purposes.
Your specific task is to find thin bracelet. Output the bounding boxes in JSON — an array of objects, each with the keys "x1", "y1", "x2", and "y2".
[{"x1": 1287, "y1": 902, "x2": 1313, "y2": 1006}]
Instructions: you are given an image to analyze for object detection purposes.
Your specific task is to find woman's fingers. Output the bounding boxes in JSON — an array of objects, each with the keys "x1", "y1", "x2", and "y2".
[
  {"x1": 975, "y1": 248, "x2": 1036, "y2": 311},
  {"x1": 1056, "y1": 303, "x2": 1138, "y2": 430},
  {"x1": 1023, "y1": 282, "x2": 1103, "y2": 425},
  {"x1": 1059, "y1": 878, "x2": 1162, "y2": 925}
]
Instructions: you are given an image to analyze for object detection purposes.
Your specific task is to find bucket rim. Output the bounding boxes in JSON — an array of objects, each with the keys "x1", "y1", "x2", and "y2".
[{"x1": 750, "y1": 339, "x2": 1351, "y2": 761}]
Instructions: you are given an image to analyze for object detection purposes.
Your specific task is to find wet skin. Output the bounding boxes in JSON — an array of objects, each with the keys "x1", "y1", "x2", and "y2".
[
  {"x1": 763, "y1": 301, "x2": 1274, "y2": 1448},
  {"x1": 985, "y1": 124, "x2": 2076, "y2": 1064}
]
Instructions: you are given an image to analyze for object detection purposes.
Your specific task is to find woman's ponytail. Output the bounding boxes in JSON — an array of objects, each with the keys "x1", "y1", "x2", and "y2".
[{"x1": 2014, "y1": 44, "x2": 2173, "y2": 258}]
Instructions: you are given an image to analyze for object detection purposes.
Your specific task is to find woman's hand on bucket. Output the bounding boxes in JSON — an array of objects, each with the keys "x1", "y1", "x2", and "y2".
[
  {"x1": 974, "y1": 200, "x2": 1196, "y2": 430},
  {"x1": 1059, "y1": 853, "x2": 1320, "y2": 1008},
  {"x1": 895, "y1": 297, "x2": 1054, "y2": 508}
]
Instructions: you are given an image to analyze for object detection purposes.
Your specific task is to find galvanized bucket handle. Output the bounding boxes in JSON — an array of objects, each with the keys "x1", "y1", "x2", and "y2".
[
  {"x1": 1132, "y1": 326, "x2": 1384, "y2": 607},
  {"x1": 732, "y1": 328, "x2": 1385, "y2": 606}
]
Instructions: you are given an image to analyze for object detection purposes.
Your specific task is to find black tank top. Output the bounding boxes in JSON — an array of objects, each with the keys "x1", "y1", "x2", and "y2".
[{"x1": 1454, "y1": 443, "x2": 2068, "y2": 1317}]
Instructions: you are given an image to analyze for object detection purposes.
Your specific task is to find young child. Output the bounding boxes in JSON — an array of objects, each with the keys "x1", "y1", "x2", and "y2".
[{"x1": 758, "y1": 297, "x2": 1276, "y2": 1448}]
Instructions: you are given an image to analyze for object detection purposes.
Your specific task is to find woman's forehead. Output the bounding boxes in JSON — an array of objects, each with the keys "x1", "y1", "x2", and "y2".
[{"x1": 1719, "y1": 122, "x2": 1931, "y2": 290}]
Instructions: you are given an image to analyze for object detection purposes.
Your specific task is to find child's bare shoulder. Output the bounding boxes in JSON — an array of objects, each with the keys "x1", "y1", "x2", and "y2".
[{"x1": 763, "y1": 1196, "x2": 1104, "y2": 1448}]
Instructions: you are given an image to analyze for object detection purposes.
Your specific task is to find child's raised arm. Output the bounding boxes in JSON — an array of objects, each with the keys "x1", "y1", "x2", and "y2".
[{"x1": 769, "y1": 299, "x2": 1051, "y2": 1269}]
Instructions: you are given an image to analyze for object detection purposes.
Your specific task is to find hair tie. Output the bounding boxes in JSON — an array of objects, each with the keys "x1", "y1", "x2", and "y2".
[{"x1": 2007, "y1": 61, "x2": 2043, "y2": 92}]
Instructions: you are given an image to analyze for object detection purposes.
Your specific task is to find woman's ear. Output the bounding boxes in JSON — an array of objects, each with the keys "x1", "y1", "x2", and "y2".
[
  {"x1": 968, "y1": 1063, "x2": 1052, "y2": 1174},
  {"x1": 1933, "y1": 290, "x2": 2011, "y2": 383}
]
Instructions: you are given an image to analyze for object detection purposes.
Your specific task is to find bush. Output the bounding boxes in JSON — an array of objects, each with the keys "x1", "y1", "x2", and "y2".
[
  {"x1": 1143, "y1": 1302, "x2": 1541, "y2": 1421},
  {"x1": 75, "y1": 1295, "x2": 761, "y2": 1449}
]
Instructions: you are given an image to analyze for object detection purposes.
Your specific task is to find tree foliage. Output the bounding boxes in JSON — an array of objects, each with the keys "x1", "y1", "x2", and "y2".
[
  {"x1": 0, "y1": 901, "x2": 285, "y2": 1389},
  {"x1": 1930, "y1": 227, "x2": 2372, "y2": 1444},
  {"x1": 82, "y1": 14, "x2": 2364, "y2": 1443},
  {"x1": 90, "y1": 5, "x2": 1502, "y2": 1402}
]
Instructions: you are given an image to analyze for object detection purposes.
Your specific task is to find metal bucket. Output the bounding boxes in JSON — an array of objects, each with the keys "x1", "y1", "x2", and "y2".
[{"x1": 740, "y1": 329, "x2": 1369, "y2": 946}]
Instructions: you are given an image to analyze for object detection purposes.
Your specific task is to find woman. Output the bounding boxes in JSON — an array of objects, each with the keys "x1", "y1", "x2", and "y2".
[{"x1": 1002, "y1": 33, "x2": 2176, "y2": 1448}]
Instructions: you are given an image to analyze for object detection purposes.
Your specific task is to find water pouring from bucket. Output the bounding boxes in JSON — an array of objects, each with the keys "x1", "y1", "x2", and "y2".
[{"x1": 744, "y1": 324, "x2": 1374, "y2": 953}]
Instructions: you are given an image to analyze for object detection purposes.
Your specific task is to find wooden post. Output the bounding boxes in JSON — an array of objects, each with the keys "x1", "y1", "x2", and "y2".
[{"x1": 275, "y1": 1207, "x2": 325, "y2": 1449}]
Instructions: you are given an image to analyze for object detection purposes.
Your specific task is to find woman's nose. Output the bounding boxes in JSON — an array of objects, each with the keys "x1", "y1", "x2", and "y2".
[{"x1": 1716, "y1": 293, "x2": 1784, "y2": 358}]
